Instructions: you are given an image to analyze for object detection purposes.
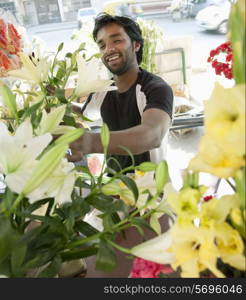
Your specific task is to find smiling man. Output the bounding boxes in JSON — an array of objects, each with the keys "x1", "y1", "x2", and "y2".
[{"x1": 69, "y1": 13, "x2": 173, "y2": 172}]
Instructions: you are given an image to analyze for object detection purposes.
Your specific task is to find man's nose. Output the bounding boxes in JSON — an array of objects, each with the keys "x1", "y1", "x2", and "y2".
[{"x1": 105, "y1": 44, "x2": 116, "y2": 54}]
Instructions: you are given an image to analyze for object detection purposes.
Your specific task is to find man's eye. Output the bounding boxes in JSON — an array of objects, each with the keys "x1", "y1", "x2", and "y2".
[
  {"x1": 114, "y1": 40, "x2": 121, "y2": 43},
  {"x1": 99, "y1": 45, "x2": 105, "y2": 50}
]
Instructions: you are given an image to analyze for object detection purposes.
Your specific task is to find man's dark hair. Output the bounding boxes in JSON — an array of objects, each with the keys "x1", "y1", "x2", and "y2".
[{"x1": 93, "y1": 13, "x2": 144, "y2": 65}]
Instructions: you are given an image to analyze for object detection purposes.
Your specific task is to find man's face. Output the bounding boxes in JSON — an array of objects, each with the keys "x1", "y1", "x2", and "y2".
[{"x1": 96, "y1": 23, "x2": 139, "y2": 75}]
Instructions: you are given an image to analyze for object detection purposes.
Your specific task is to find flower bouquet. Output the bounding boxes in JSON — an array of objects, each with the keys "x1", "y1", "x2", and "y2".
[
  {"x1": 129, "y1": 0, "x2": 245, "y2": 278},
  {"x1": 0, "y1": 16, "x2": 170, "y2": 278}
]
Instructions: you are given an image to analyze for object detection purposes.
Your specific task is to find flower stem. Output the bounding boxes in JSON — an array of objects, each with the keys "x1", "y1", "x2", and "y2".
[
  {"x1": 11, "y1": 193, "x2": 24, "y2": 212},
  {"x1": 107, "y1": 239, "x2": 132, "y2": 254}
]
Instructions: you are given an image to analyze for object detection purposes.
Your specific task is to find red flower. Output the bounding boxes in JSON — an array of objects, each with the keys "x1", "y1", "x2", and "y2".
[
  {"x1": 0, "y1": 19, "x2": 21, "y2": 54},
  {"x1": 129, "y1": 257, "x2": 174, "y2": 278},
  {"x1": 0, "y1": 19, "x2": 22, "y2": 76},
  {"x1": 207, "y1": 41, "x2": 233, "y2": 80}
]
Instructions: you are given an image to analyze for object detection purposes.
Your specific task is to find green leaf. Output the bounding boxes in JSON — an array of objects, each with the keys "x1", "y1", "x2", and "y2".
[
  {"x1": 80, "y1": 114, "x2": 93, "y2": 122},
  {"x1": 11, "y1": 244, "x2": 27, "y2": 276},
  {"x1": 155, "y1": 160, "x2": 169, "y2": 194},
  {"x1": 61, "y1": 245, "x2": 98, "y2": 261},
  {"x1": 86, "y1": 194, "x2": 114, "y2": 212},
  {"x1": 102, "y1": 214, "x2": 114, "y2": 230},
  {"x1": 100, "y1": 123, "x2": 110, "y2": 151},
  {"x1": 63, "y1": 114, "x2": 77, "y2": 127},
  {"x1": 20, "y1": 99, "x2": 43, "y2": 120},
  {"x1": 0, "y1": 187, "x2": 15, "y2": 212},
  {"x1": 54, "y1": 88, "x2": 67, "y2": 103},
  {"x1": 118, "y1": 174, "x2": 139, "y2": 202},
  {"x1": 56, "y1": 67, "x2": 66, "y2": 81},
  {"x1": 75, "y1": 220, "x2": 99, "y2": 237},
  {"x1": 21, "y1": 198, "x2": 51, "y2": 215},
  {"x1": 118, "y1": 145, "x2": 135, "y2": 168},
  {"x1": 38, "y1": 256, "x2": 62, "y2": 278},
  {"x1": 0, "y1": 216, "x2": 20, "y2": 264},
  {"x1": 96, "y1": 238, "x2": 117, "y2": 272}
]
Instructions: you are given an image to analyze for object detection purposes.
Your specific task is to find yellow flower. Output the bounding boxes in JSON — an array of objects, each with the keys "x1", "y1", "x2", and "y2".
[
  {"x1": 230, "y1": 207, "x2": 244, "y2": 227},
  {"x1": 169, "y1": 224, "x2": 224, "y2": 278},
  {"x1": 204, "y1": 83, "x2": 245, "y2": 157},
  {"x1": 215, "y1": 223, "x2": 245, "y2": 271},
  {"x1": 166, "y1": 186, "x2": 204, "y2": 222},
  {"x1": 102, "y1": 179, "x2": 135, "y2": 206},
  {"x1": 102, "y1": 171, "x2": 159, "y2": 207},
  {"x1": 200, "y1": 194, "x2": 240, "y2": 226},
  {"x1": 189, "y1": 135, "x2": 245, "y2": 178}
]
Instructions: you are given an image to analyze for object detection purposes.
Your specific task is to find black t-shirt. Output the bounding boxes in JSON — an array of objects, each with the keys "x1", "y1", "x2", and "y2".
[{"x1": 82, "y1": 68, "x2": 173, "y2": 172}]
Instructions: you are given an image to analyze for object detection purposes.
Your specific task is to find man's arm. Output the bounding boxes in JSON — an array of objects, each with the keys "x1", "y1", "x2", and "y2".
[{"x1": 68, "y1": 108, "x2": 171, "y2": 162}]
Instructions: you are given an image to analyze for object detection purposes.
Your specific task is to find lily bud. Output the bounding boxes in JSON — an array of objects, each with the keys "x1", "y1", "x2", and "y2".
[
  {"x1": 54, "y1": 128, "x2": 84, "y2": 145},
  {"x1": 22, "y1": 143, "x2": 67, "y2": 196},
  {"x1": 0, "y1": 84, "x2": 18, "y2": 119}
]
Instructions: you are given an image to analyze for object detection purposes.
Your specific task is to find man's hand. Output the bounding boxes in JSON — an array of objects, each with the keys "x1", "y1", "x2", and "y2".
[{"x1": 67, "y1": 122, "x2": 88, "y2": 162}]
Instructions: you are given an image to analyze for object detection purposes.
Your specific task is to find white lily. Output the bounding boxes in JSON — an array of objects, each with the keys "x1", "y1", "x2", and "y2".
[
  {"x1": 6, "y1": 158, "x2": 76, "y2": 206},
  {"x1": 131, "y1": 230, "x2": 174, "y2": 264},
  {"x1": 0, "y1": 120, "x2": 52, "y2": 175},
  {"x1": 8, "y1": 52, "x2": 51, "y2": 84},
  {"x1": 26, "y1": 159, "x2": 76, "y2": 205},
  {"x1": 74, "y1": 55, "x2": 117, "y2": 97},
  {"x1": 36, "y1": 105, "x2": 74, "y2": 135},
  {"x1": 134, "y1": 171, "x2": 161, "y2": 214}
]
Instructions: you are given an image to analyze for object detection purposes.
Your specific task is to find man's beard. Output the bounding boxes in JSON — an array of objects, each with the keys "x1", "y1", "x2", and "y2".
[
  {"x1": 107, "y1": 60, "x2": 131, "y2": 75},
  {"x1": 104, "y1": 45, "x2": 135, "y2": 76}
]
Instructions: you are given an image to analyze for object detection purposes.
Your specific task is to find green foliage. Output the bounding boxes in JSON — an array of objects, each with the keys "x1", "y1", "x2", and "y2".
[
  {"x1": 138, "y1": 18, "x2": 164, "y2": 73},
  {"x1": 228, "y1": 0, "x2": 245, "y2": 84}
]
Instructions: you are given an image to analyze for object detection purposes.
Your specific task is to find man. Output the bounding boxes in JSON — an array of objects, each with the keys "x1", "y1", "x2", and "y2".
[{"x1": 69, "y1": 13, "x2": 173, "y2": 172}]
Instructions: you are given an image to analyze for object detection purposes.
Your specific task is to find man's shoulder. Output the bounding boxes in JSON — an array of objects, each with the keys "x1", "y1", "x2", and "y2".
[{"x1": 139, "y1": 69, "x2": 171, "y2": 92}]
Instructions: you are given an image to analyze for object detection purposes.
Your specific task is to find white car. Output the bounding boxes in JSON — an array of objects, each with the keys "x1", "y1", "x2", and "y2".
[
  {"x1": 77, "y1": 7, "x2": 97, "y2": 29},
  {"x1": 195, "y1": 1, "x2": 231, "y2": 34}
]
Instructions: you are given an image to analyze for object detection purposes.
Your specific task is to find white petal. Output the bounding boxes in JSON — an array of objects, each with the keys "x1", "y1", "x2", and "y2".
[
  {"x1": 131, "y1": 231, "x2": 174, "y2": 264},
  {"x1": 5, "y1": 167, "x2": 35, "y2": 194},
  {"x1": 37, "y1": 105, "x2": 66, "y2": 135},
  {"x1": 55, "y1": 172, "x2": 76, "y2": 205},
  {"x1": 15, "y1": 119, "x2": 33, "y2": 143}
]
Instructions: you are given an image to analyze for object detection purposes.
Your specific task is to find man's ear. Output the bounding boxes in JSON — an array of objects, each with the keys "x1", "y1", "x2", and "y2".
[{"x1": 134, "y1": 41, "x2": 141, "y2": 52}]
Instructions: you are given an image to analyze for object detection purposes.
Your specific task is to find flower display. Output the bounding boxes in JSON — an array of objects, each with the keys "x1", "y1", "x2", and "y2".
[
  {"x1": 0, "y1": 1, "x2": 245, "y2": 279},
  {"x1": 129, "y1": 0, "x2": 245, "y2": 278},
  {"x1": 0, "y1": 17, "x2": 170, "y2": 278}
]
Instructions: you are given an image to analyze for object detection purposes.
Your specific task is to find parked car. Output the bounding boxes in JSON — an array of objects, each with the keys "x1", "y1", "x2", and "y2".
[
  {"x1": 195, "y1": 0, "x2": 231, "y2": 34},
  {"x1": 77, "y1": 7, "x2": 97, "y2": 29},
  {"x1": 168, "y1": 0, "x2": 213, "y2": 21}
]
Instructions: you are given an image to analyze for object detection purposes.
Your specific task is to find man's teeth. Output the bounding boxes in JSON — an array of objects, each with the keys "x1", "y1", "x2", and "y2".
[{"x1": 108, "y1": 55, "x2": 119, "y2": 62}]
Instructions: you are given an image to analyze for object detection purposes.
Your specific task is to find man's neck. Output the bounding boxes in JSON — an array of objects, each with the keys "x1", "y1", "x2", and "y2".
[{"x1": 114, "y1": 65, "x2": 140, "y2": 93}]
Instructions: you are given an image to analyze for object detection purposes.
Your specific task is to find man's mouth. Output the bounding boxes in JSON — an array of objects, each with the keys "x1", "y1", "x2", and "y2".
[{"x1": 107, "y1": 54, "x2": 120, "y2": 63}]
